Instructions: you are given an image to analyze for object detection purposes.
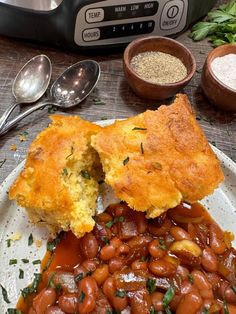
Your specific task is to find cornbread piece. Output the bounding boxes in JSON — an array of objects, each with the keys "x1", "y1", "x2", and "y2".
[
  {"x1": 9, "y1": 115, "x2": 102, "y2": 238},
  {"x1": 91, "y1": 94, "x2": 224, "y2": 218}
]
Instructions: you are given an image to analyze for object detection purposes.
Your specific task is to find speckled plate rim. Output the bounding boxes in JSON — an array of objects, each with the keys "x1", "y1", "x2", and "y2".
[{"x1": 0, "y1": 119, "x2": 236, "y2": 311}]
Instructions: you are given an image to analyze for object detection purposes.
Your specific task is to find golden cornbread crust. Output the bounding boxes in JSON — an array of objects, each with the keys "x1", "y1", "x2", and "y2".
[
  {"x1": 9, "y1": 115, "x2": 102, "y2": 237},
  {"x1": 91, "y1": 94, "x2": 224, "y2": 218}
]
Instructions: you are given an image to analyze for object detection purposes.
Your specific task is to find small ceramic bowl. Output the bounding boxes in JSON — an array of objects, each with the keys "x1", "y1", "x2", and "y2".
[
  {"x1": 201, "y1": 44, "x2": 236, "y2": 112},
  {"x1": 123, "y1": 36, "x2": 196, "y2": 100}
]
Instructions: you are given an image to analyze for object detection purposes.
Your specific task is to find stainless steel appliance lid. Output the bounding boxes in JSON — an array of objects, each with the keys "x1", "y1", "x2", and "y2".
[{"x1": 0, "y1": 0, "x2": 63, "y2": 11}]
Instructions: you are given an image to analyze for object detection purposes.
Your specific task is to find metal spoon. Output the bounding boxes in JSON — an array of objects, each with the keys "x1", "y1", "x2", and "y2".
[
  {"x1": 0, "y1": 55, "x2": 52, "y2": 131},
  {"x1": 0, "y1": 60, "x2": 100, "y2": 136}
]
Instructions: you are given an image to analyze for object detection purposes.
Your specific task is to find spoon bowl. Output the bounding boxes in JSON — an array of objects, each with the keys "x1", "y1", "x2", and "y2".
[
  {"x1": 51, "y1": 60, "x2": 100, "y2": 107},
  {"x1": 0, "y1": 55, "x2": 52, "y2": 131},
  {"x1": 0, "y1": 60, "x2": 101, "y2": 135},
  {"x1": 13, "y1": 55, "x2": 52, "y2": 103}
]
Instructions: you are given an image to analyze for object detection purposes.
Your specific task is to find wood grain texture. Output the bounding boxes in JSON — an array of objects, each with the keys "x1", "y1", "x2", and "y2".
[{"x1": 0, "y1": 0, "x2": 235, "y2": 184}]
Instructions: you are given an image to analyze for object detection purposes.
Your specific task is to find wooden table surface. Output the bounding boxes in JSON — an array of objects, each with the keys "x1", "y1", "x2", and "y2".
[{"x1": 0, "y1": 3, "x2": 235, "y2": 184}]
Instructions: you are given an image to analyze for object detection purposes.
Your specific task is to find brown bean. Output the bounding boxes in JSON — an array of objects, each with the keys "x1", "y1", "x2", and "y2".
[
  {"x1": 170, "y1": 295, "x2": 182, "y2": 311},
  {"x1": 209, "y1": 222, "x2": 227, "y2": 254},
  {"x1": 103, "y1": 277, "x2": 128, "y2": 311},
  {"x1": 148, "y1": 218, "x2": 171, "y2": 236},
  {"x1": 149, "y1": 260, "x2": 177, "y2": 277},
  {"x1": 46, "y1": 306, "x2": 65, "y2": 314},
  {"x1": 170, "y1": 226, "x2": 191, "y2": 240},
  {"x1": 100, "y1": 245, "x2": 116, "y2": 261},
  {"x1": 205, "y1": 272, "x2": 221, "y2": 290},
  {"x1": 82, "y1": 259, "x2": 99, "y2": 272},
  {"x1": 176, "y1": 292, "x2": 203, "y2": 314},
  {"x1": 201, "y1": 247, "x2": 218, "y2": 272},
  {"x1": 130, "y1": 289, "x2": 152, "y2": 314},
  {"x1": 131, "y1": 260, "x2": 148, "y2": 271},
  {"x1": 117, "y1": 243, "x2": 130, "y2": 256},
  {"x1": 109, "y1": 257, "x2": 125, "y2": 273},
  {"x1": 148, "y1": 239, "x2": 166, "y2": 259},
  {"x1": 92, "y1": 264, "x2": 109, "y2": 286},
  {"x1": 28, "y1": 309, "x2": 36, "y2": 314},
  {"x1": 78, "y1": 277, "x2": 98, "y2": 314},
  {"x1": 135, "y1": 212, "x2": 148, "y2": 233},
  {"x1": 58, "y1": 294, "x2": 78, "y2": 314},
  {"x1": 151, "y1": 292, "x2": 164, "y2": 311},
  {"x1": 219, "y1": 281, "x2": 236, "y2": 304},
  {"x1": 81, "y1": 233, "x2": 99, "y2": 259},
  {"x1": 191, "y1": 270, "x2": 212, "y2": 290},
  {"x1": 180, "y1": 280, "x2": 199, "y2": 295},
  {"x1": 176, "y1": 265, "x2": 190, "y2": 281},
  {"x1": 200, "y1": 289, "x2": 214, "y2": 300},
  {"x1": 227, "y1": 304, "x2": 236, "y2": 314},
  {"x1": 96, "y1": 212, "x2": 113, "y2": 223},
  {"x1": 110, "y1": 237, "x2": 123, "y2": 249},
  {"x1": 32, "y1": 288, "x2": 56, "y2": 313}
]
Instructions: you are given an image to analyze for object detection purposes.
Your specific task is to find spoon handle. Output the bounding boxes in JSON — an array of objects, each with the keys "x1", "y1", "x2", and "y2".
[
  {"x1": 0, "y1": 100, "x2": 54, "y2": 136},
  {"x1": 0, "y1": 101, "x2": 21, "y2": 131}
]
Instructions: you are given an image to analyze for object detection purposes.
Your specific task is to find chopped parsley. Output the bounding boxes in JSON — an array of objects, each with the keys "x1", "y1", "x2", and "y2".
[
  {"x1": 149, "y1": 307, "x2": 156, "y2": 314},
  {"x1": 202, "y1": 308, "x2": 209, "y2": 314},
  {"x1": 101, "y1": 236, "x2": 110, "y2": 245},
  {"x1": 47, "y1": 272, "x2": 55, "y2": 288},
  {"x1": 19, "y1": 269, "x2": 24, "y2": 279},
  {"x1": 188, "y1": 274, "x2": 194, "y2": 284},
  {"x1": 93, "y1": 97, "x2": 105, "y2": 105},
  {"x1": 78, "y1": 291, "x2": 85, "y2": 303},
  {"x1": 43, "y1": 254, "x2": 54, "y2": 272},
  {"x1": 123, "y1": 157, "x2": 129, "y2": 165},
  {"x1": 159, "y1": 238, "x2": 167, "y2": 251},
  {"x1": 1, "y1": 284, "x2": 10, "y2": 303},
  {"x1": 105, "y1": 310, "x2": 112, "y2": 314},
  {"x1": 163, "y1": 287, "x2": 175, "y2": 313},
  {"x1": 115, "y1": 290, "x2": 126, "y2": 298},
  {"x1": 28, "y1": 233, "x2": 33, "y2": 246},
  {"x1": 140, "y1": 142, "x2": 144, "y2": 154},
  {"x1": 75, "y1": 273, "x2": 84, "y2": 282},
  {"x1": 140, "y1": 256, "x2": 146, "y2": 262},
  {"x1": 146, "y1": 278, "x2": 156, "y2": 294},
  {"x1": 105, "y1": 216, "x2": 125, "y2": 228},
  {"x1": 47, "y1": 233, "x2": 61, "y2": 252},
  {"x1": 9, "y1": 259, "x2": 17, "y2": 265},
  {"x1": 32, "y1": 259, "x2": 41, "y2": 265},
  {"x1": 21, "y1": 258, "x2": 29, "y2": 264},
  {"x1": 231, "y1": 285, "x2": 236, "y2": 293},
  {"x1": 81, "y1": 170, "x2": 91, "y2": 179},
  {"x1": 48, "y1": 106, "x2": 57, "y2": 114},
  {"x1": 0, "y1": 159, "x2": 6, "y2": 168},
  {"x1": 62, "y1": 168, "x2": 68, "y2": 176},
  {"x1": 132, "y1": 127, "x2": 147, "y2": 131},
  {"x1": 224, "y1": 301, "x2": 230, "y2": 314},
  {"x1": 7, "y1": 309, "x2": 23, "y2": 314},
  {"x1": 6, "y1": 239, "x2": 12, "y2": 248},
  {"x1": 21, "y1": 273, "x2": 42, "y2": 299}
]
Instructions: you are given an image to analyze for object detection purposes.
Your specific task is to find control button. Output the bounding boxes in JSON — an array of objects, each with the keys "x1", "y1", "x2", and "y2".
[
  {"x1": 160, "y1": 0, "x2": 184, "y2": 30},
  {"x1": 83, "y1": 28, "x2": 100, "y2": 41},
  {"x1": 86, "y1": 8, "x2": 104, "y2": 23}
]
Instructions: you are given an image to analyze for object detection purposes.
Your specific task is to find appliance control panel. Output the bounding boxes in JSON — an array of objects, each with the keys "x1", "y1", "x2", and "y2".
[{"x1": 74, "y1": 0, "x2": 188, "y2": 46}]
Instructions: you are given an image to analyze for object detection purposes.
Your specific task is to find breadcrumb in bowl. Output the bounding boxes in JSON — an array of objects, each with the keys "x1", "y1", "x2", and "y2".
[{"x1": 9, "y1": 115, "x2": 102, "y2": 238}]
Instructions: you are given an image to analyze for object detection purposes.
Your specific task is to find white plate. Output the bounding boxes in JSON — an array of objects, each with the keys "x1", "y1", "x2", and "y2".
[{"x1": 0, "y1": 119, "x2": 236, "y2": 312}]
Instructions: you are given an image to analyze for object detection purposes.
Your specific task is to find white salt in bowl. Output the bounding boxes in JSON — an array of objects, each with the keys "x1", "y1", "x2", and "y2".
[{"x1": 201, "y1": 44, "x2": 236, "y2": 112}]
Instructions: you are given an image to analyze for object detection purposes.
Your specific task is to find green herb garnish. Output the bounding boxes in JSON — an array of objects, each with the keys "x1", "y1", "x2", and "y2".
[
  {"x1": 140, "y1": 256, "x2": 146, "y2": 262},
  {"x1": 81, "y1": 170, "x2": 91, "y2": 179},
  {"x1": 231, "y1": 285, "x2": 236, "y2": 293},
  {"x1": 48, "y1": 106, "x2": 57, "y2": 114},
  {"x1": 75, "y1": 273, "x2": 84, "y2": 282},
  {"x1": 224, "y1": 301, "x2": 230, "y2": 314},
  {"x1": 101, "y1": 236, "x2": 110, "y2": 244},
  {"x1": 28, "y1": 233, "x2": 33, "y2": 246},
  {"x1": 32, "y1": 259, "x2": 41, "y2": 265},
  {"x1": 202, "y1": 308, "x2": 209, "y2": 314},
  {"x1": 163, "y1": 287, "x2": 175, "y2": 313},
  {"x1": 115, "y1": 290, "x2": 126, "y2": 298},
  {"x1": 47, "y1": 272, "x2": 55, "y2": 288},
  {"x1": 188, "y1": 274, "x2": 194, "y2": 284},
  {"x1": 6, "y1": 239, "x2": 12, "y2": 248},
  {"x1": 1, "y1": 284, "x2": 10, "y2": 303},
  {"x1": 78, "y1": 291, "x2": 85, "y2": 303},
  {"x1": 190, "y1": 1, "x2": 236, "y2": 46},
  {"x1": 7, "y1": 309, "x2": 23, "y2": 314},
  {"x1": 21, "y1": 273, "x2": 42, "y2": 299},
  {"x1": 19, "y1": 269, "x2": 24, "y2": 279},
  {"x1": 9, "y1": 259, "x2": 17, "y2": 265},
  {"x1": 105, "y1": 216, "x2": 125, "y2": 228},
  {"x1": 105, "y1": 220, "x2": 114, "y2": 228},
  {"x1": 159, "y1": 238, "x2": 167, "y2": 251},
  {"x1": 62, "y1": 168, "x2": 68, "y2": 176},
  {"x1": 0, "y1": 159, "x2": 6, "y2": 168},
  {"x1": 140, "y1": 142, "x2": 144, "y2": 154},
  {"x1": 149, "y1": 307, "x2": 156, "y2": 314},
  {"x1": 123, "y1": 157, "x2": 129, "y2": 165},
  {"x1": 132, "y1": 127, "x2": 147, "y2": 131},
  {"x1": 105, "y1": 310, "x2": 112, "y2": 314},
  {"x1": 93, "y1": 98, "x2": 105, "y2": 105},
  {"x1": 146, "y1": 278, "x2": 156, "y2": 294},
  {"x1": 47, "y1": 233, "x2": 61, "y2": 252},
  {"x1": 21, "y1": 259, "x2": 29, "y2": 264}
]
